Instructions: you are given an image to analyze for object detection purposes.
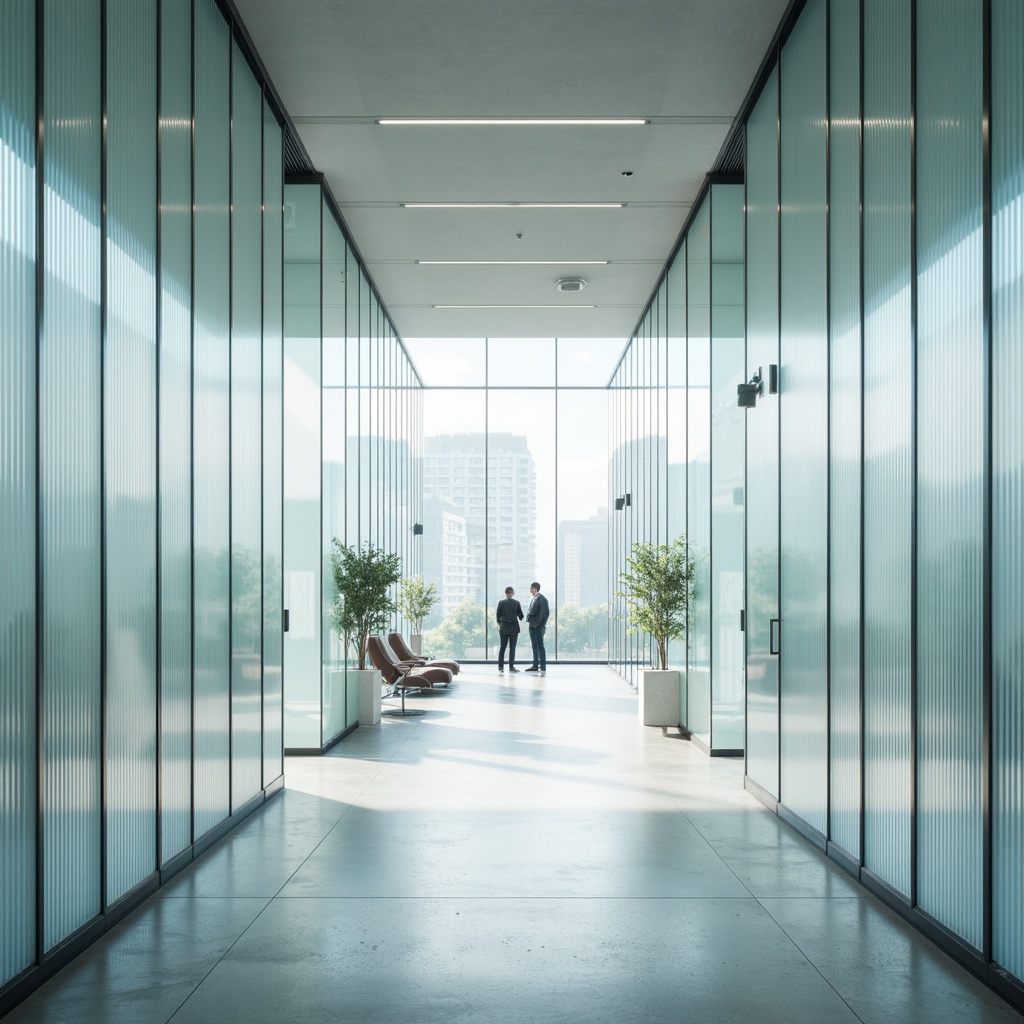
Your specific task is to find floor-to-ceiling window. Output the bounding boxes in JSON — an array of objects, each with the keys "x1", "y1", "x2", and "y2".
[{"x1": 407, "y1": 337, "x2": 620, "y2": 662}]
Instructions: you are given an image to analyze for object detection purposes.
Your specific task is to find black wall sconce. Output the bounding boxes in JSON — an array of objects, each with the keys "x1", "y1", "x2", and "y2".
[
  {"x1": 411, "y1": 523, "x2": 424, "y2": 535},
  {"x1": 614, "y1": 497, "x2": 625, "y2": 511},
  {"x1": 737, "y1": 364, "x2": 778, "y2": 408}
]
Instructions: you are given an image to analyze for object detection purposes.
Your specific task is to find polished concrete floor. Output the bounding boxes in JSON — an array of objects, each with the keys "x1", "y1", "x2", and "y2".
[{"x1": 7, "y1": 666, "x2": 1020, "y2": 1024}]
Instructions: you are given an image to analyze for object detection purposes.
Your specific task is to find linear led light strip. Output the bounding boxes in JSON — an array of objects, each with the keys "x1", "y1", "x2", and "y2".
[
  {"x1": 418, "y1": 260, "x2": 609, "y2": 265},
  {"x1": 378, "y1": 118, "x2": 647, "y2": 126},
  {"x1": 433, "y1": 304, "x2": 596, "y2": 309},
  {"x1": 402, "y1": 202, "x2": 624, "y2": 209}
]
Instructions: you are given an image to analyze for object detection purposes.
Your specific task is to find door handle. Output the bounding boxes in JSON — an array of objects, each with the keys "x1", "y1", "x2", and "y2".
[{"x1": 769, "y1": 618, "x2": 780, "y2": 656}]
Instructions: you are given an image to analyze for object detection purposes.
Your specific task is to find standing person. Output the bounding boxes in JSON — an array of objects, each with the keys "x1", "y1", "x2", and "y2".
[
  {"x1": 495, "y1": 586, "x2": 524, "y2": 672},
  {"x1": 525, "y1": 581, "x2": 549, "y2": 675}
]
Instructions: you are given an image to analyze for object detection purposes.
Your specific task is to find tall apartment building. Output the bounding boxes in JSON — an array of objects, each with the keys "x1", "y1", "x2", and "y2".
[{"x1": 423, "y1": 433, "x2": 536, "y2": 610}]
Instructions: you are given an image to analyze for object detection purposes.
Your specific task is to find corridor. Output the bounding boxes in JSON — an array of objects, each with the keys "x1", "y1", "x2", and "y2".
[{"x1": 7, "y1": 667, "x2": 1018, "y2": 1024}]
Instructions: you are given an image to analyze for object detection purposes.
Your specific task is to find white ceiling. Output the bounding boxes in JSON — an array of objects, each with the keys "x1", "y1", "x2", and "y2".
[{"x1": 234, "y1": 0, "x2": 791, "y2": 338}]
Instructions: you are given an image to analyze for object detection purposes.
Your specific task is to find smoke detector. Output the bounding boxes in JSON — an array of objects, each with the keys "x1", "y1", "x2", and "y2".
[{"x1": 555, "y1": 277, "x2": 587, "y2": 293}]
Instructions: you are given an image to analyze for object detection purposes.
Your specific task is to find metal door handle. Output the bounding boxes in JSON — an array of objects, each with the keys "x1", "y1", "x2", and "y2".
[{"x1": 769, "y1": 618, "x2": 780, "y2": 655}]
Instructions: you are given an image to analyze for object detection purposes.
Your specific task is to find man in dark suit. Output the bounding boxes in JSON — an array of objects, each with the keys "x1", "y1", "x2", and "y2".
[
  {"x1": 495, "y1": 586, "x2": 524, "y2": 672},
  {"x1": 525, "y1": 581, "x2": 549, "y2": 675}
]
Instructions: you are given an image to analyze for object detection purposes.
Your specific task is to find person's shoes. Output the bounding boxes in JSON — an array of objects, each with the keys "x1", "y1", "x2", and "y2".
[
  {"x1": 498, "y1": 666, "x2": 504, "y2": 672},
  {"x1": 525, "y1": 666, "x2": 538, "y2": 672},
  {"x1": 539, "y1": 670, "x2": 546, "y2": 676},
  {"x1": 509, "y1": 666, "x2": 519, "y2": 673}
]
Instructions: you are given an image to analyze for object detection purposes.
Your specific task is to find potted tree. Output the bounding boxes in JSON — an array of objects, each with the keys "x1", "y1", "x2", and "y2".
[
  {"x1": 398, "y1": 575, "x2": 439, "y2": 655},
  {"x1": 330, "y1": 539, "x2": 402, "y2": 727},
  {"x1": 616, "y1": 536, "x2": 697, "y2": 727}
]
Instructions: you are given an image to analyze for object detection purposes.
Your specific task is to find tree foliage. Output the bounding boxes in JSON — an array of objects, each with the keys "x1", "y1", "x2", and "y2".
[
  {"x1": 424, "y1": 599, "x2": 486, "y2": 659},
  {"x1": 330, "y1": 539, "x2": 402, "y2": 670},
  {"x1": 398, "y1": 575, "x2": 439, "y2": 633},
  {"x1": 615, "y1": 537, "x2": 696, "y2": 670},
  {"x1": 554, "y1": 603, "x2": 608, "y2": 655}
]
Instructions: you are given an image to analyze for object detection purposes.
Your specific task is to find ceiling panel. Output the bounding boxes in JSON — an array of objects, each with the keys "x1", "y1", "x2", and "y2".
[{"x1": 235, "y1": 0, "x2": 791, "y2": 337}]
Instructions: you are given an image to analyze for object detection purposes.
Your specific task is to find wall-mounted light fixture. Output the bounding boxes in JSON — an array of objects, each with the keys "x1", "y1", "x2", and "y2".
[
  {"x1": 411, "y1": 523, "x2": 424, "y2": 535},
  {"x1": 614, "y1": 497, "x2": 625, "y2": 511},
  {"x1": 737, "y1": 364, "x2": 779, "y2": 408},
  {"x1": 737, "y1": 367, "x2": 763, "y2": 408},
  {"x1": 624, "y1": 493, "x2": 631, "y2": 507}
]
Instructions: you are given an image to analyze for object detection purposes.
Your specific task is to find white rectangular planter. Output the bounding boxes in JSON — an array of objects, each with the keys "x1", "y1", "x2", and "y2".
[
  {"x1": 410, "y1": 634, "x2": 423, "y2": 656},
  {"x1": 638, "y1": 668, "x2": 681, "y2": 727},
  {"x1": 355, "y1": 668, "x2": 382, "y2": 727}
]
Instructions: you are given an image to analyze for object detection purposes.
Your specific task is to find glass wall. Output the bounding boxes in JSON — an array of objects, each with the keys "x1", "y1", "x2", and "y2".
[
  {"x1": 609, "y1": 185, "x2": 745, "y2": 756},
  {"x1": 719, "y1": 0, "x2": 1024, "y2": 1003},
  {"x1": 281, "y1": 184, "x2": 422, "y2": 750},
  {"x1": 408, "y1": 338, "x2": 620, "y2": 663},
  {"x1": 0, "y1": 0, "x2": 286, "y2": 1001}
]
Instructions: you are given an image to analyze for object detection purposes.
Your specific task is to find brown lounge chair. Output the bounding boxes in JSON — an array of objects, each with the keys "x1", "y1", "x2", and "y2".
[
  {"x1": 367, "y1": 635, "x2": 453, "y2": 702},
  {"x1": 388, "y1": 633, "x2": 460, "y2": 676}
]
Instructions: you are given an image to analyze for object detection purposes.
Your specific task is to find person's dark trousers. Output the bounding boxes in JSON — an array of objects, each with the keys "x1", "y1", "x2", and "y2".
[
  {"x1": 528, "y1": 627, "x2": 546, "y2": 670},
  {"x1": 498, "y1": 633, "x2": 517, "y2": 669}
]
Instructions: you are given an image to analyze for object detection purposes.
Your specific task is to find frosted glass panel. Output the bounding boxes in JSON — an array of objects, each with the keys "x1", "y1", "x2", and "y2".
[
  {"x1": 283, "y1": 184, "x2": 322, "y2": 750},
  {"x1": 744, "y1": 72, "x2": 780, "y2": 796},
  {"x1": 231, "y1": 44, "x2": 264, "y2": 809},
  {"x1": 323, "y1": 205, "x2": 348, "y2": 743},
  {"x1": 862, "y1": 0, "x2": 913, "y2": 897},
  {"x1": 0, "y1": 0, "x2": 38, "y2": 983},
  {"x1": 686, "y1": 203, "x2": 711, "y2": 742},
  {"x1": 160, "y1": 0, "x2": 194, "y2": 862},
  {"x1": 828, "y1": 0, "x2": 862, "y2": 859},
  {"x1": 778, "y1": 0, "x2": 828, "y2": 834},
  {"x1": 992, "y1": 0, "x2": 1024, "y2": 981},
  {"x1": 915, "y1": 0, "x2": 985, "y2": 950},
  {"x1": 42, "y1": 0, "x2": 103, "y2": 948},
  {"x1": 105, "y1": 0, "x2": 158, "y2": 903},
  {"x1": 193, "y1": 0, "x2": 231, "y2": 836},
  {"x1": 263, "y1": 105, "x2": 284, "y2": 782},
  {"x1": 665, "y1": 245, "x2": 687, "y2": 686},
  {"x1": 710, "y1": 184, "x2": 745, "y2": 753}
]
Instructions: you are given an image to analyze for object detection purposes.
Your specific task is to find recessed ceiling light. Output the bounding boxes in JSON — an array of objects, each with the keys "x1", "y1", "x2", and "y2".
[
  {"x1": 378, "y1": 118, "x2": 647, "y2": 126},
  {"x1": 433, "y1": 304, "x2": 597, "y2": 309},
  {"x1": 417, "y1": 260, "x2": 609, "y2": 266},
  {"x1": 402, "y1": 203, "x2": 624, "y2": 209}
]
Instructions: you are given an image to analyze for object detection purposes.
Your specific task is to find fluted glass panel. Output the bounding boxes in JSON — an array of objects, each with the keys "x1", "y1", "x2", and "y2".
[
  {"x1": 322, "y1": 205, "x2": 347, "y2": 743},
  {"x1": 779, "y1": 0, "x2": 828, "y2": 834},
  {"x1": 159, "y1": 0, "x2": 193, "y2": 862},
  {"x1": 192, "y1": 0, "x2": 231, "y2": 836},
  {"x1": 828, "y1": 0, "x2": 862, "y2": 859},
  {"x1": 105, "y1": 0, "x2": 158, "y2": 903},
  {"x1": 666, "y1": 245, "x2": 687, "y2": 702},
  {"x1": 0, "y1": 0, "x2": 37, "y2": 983},
  {"x1": 915, "y1": 0, "x2": 985, "y2": 950},
  {"x1": 686, "y1": 202, "x2": 711, "y2": 742},
  {"x1": 263, "y1": 104, "x2": 284, "y2": 784},
  {"x1": 992, "y1": 0, "x2": 1024, "y2": 981},
  {"x1": 41, "y1": 0, "x2": 103, "y2": 948},
  {"x1": 862, "y1": 0, "x2": 912, "y2": 897},
  {"x1": 710, "y1": 184, "x2": 745, "y2": 753},
  {"x1": 744, "y1": 72, "x2": 780, "y2": 796},
  {"x1": 230, "y1": 46, "x2": 264, "y2": 810},
  {"x1": 283, "y1": 184, "x2": 322, "y2": 749}
]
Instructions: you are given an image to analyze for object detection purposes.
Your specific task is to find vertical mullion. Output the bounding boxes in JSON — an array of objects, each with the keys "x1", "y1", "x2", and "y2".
[
  {"x1": 227, "y1": 20, "x2": 234, "y2": 810},
  {"x1": 775, "y1": 44, "x2": 783, "y2": 801},
  {"x1": 154, "y1": 0, "x2": 164, "y2": 873},
  {"x1": 258, "y1": 84, "x2": 265, "y2": 790},
  {"x1": 188, "y1": 0, "x2": 196, "y2": 848},
  {"x1": 824, "y1": 0, "x2": 833, "y2": 845},
  {"x1": 34, "y1": 0, "x2": 46, "y2": 970},
  {"x1": 708, "y1": 190, "x2": 714, "y2": 750},
  {"x1": 981, "y1": 0, "x2": 993, "y2": 967},
  {"x1": 858, "y1": 0, "x2": 867, "y2": 872},
  {"x1": 909, "y1": 0, "x2": 918, "y2": 912},
  {"x1": 99, "y1": 0, "x2": 109, "y2": 915}
]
